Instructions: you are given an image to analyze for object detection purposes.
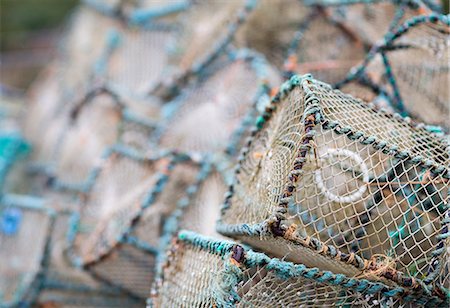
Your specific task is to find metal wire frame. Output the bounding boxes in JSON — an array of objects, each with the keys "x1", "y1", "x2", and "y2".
[
  {"x1": 334, "y1": 14, "x2": 450, "y2": 127},
  {"x1": 150, "y1": 230, "x2": 447, "y2": 307},
  {"x1": 216, "y1": 74, "x2": 449, "y2": 302}
]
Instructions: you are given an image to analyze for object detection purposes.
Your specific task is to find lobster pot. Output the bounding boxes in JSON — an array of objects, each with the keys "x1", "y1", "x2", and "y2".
[
  {"x1": 151, "y1": 230, "x2": 428, "y2": 307},
  {"x1": 157, "y1": 53, "x2": 280, "y2": 155},
  {"x1": 340, "y1": 15, "x2": 450, "y2": 126},
  {"x1": 286, "y1": 11, "x2": 366, "y2": 84},
  {"x1": 235, "y1": 0, "x2": 310, "y2": 68},
  {"x1": 218, "y1": 75, "x2": 449, "y2": 294},
  {"x1": 53, "y1": 89, "x2": 158, "y2": 186},
  {"x1": 313, "y1": 0, "x2": 428, "y2": 45},
  {"x1": 25, "y1": 208, "x2": 141, "y2": 308},
  {"x1": 0, "y1": 204, "x2": 52, "y2": 306},
  {"x1": 23, "y1": 5, "x2": 119, "y2": 163},
  {"x1": 379, "y1": 17, "x2": 449, "y2": 126},
  {"x1": 69, "y1": 149, "x2": 203, "y2": 300}
]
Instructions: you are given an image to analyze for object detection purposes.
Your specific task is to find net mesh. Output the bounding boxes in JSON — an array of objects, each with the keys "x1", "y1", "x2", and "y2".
[
  {"x1": 167, "y1": 0, "x2": 245, "y2": 74},
  {"x1": 287, "y1": 11, "x2": 366, "y2": 84},
  {"x1": 178, "y1": 172, "x2": 227, "y2": 237},
  {"x1": 220, "y1": 76, "x2": 449, "y2": 289},
  {"x1": 152, "y1": 231, "x2": 419, "y2": 307},
  {"x1": 322, "y1": 0, "x2": 428, "y2": 45},
  {"x1": 339, "y1": 15, "x2": 449, "y2": 127},
  {"x1": 72, "y1": 150, "x2": 163, "y2": 263},
  {"x1": 379, "y1": 20, "x2": 449, "y2": 126},
  {"x1": 0, "y1": 205, "x2": 51, "y2": 306},
  {"x1": 235, "y1": 0, "x2": 310, "y2": 68},
  {"x1": 158, "y1": 58, "x2": 262, "y2": 154},
  {"x1": 51, "y1": 90, "x2": 159, "y2": 186},
  {"x1": 6, "y1": 0, "x2": 450, "y2": 306},
  {"x1": 72, "y1": 151, "x2": 202, "y2": 299},
  {"x1": 106, "y1": 27, "x2": 172, "y2": 95}
]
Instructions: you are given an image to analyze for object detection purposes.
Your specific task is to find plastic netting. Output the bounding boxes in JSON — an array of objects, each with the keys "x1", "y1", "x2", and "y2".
[
  {"x1": 3, "y1": 0, "x2": 449, "y2": 307},
  {"x1": 284, "y1": 8, "x2": 366, "y2": 84},
  {"x1": 166, "y1": 0, "x2": 245, "y2": 73},
  {"x1": 155, "y1": 51, "x2": 279, "y2": 155},
  {"x1": 218, "y1": 75, "x2": 449, "y2": 297},
  {"x1": 337, "y1": 14, "x2": 450, "y2": 127},
  {"x1": 149, "y1": 0, "x2": 257, "y2": 99},
  {"x1": 38, "y1": 88, "x2": 159, "y2": 188},
  {"x1": 235, "y1": 0, "x2": 311, "y2": 68},
  {"x1": 151, "y1": 230, "x2": 436, "y2": 307},
  {"x1": 0, "y1": 202, "x2": 53, "y2": 307},
  {"x1": 308, "y1": 0, "x2": 433, "y2": 45},
  {"x1": 64, "y1": 147, "x2": 206, "y2": 300}
]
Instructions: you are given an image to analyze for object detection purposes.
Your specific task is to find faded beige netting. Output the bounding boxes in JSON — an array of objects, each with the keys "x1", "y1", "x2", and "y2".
[
  {"x1": 380, "y1": 20, "x2": 449, "y2": 126},
  {"x1": 286, "y1": 11, "x2": 366, "y2": 84},
  {"x1": 52, "y1": 90, "x2": 159, "y2": 185},
  {"x1": 36, "y1": 213, "x2": 142, "y2": 308},
  {"x1": 0, "y1": 205, "x2": 51, "y2": 305},
  {"x1": 177, "y1": 171, "x2": 227, "y2": 237},
  {"x1": 157, "y1": 57, "x2": 272, "y2": 155},
  {"x1": 235, "y1": 0, "x2": 310, "y2": 68},
  {"x1": 71, "y1": 150, "x2": 164, "y2": 264},
  {"x1": 68, "y1": 150, "x2": 203, "y2": 300},
  {"x1": 152, "y1": 230, "x2": 423, "y2": 307},
  {"x1": 218, "y1": 75, "x2": 449, "y2": 292},
  {"x1": 322, "y1": 0, "x2": 431, "y2": 45},
  {"x1": 166, "y1": 0, "x2": 245, "y2": 75},
  {"x1": 338, "y1": 15, "x2": 450, "y2": 127}
]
